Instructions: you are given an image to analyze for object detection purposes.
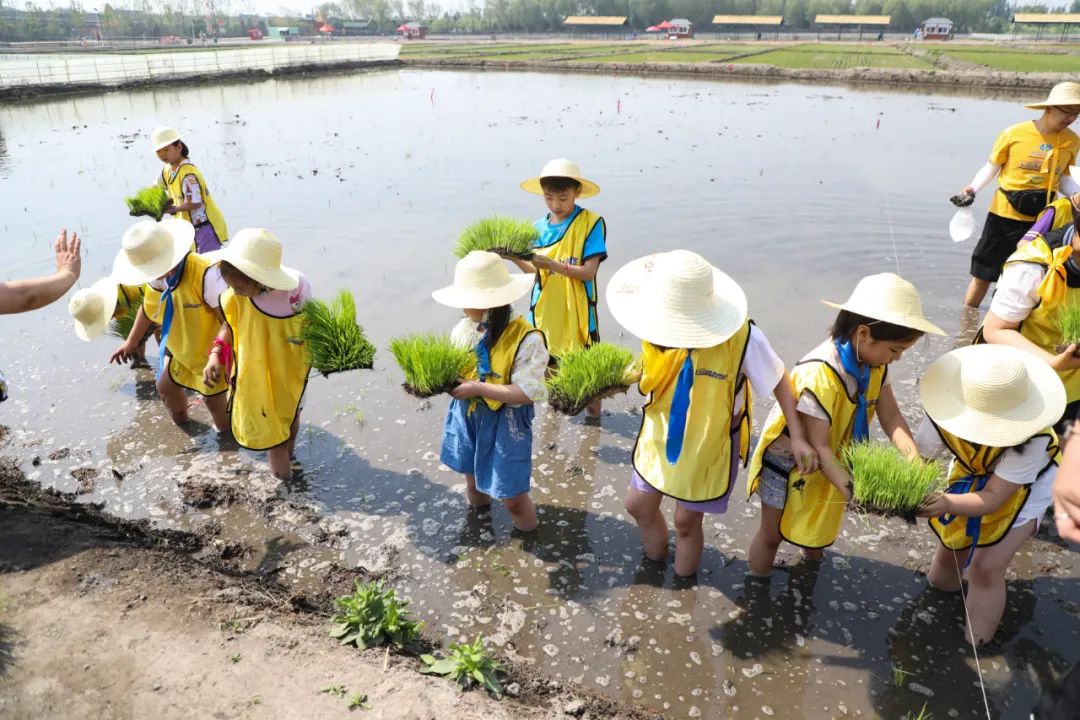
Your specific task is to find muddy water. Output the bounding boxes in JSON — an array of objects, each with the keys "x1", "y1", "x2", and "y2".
[{"x1": 1, "y1": 69, "x2": 1078, "y2": 719}]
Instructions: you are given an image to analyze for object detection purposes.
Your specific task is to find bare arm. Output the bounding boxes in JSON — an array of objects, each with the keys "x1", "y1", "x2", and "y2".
[
  {"x1": 982, "y1": 310, "x2": 1080, "y2": 372},
  {"x1": 202, "y1": 321, "x2": 234, "y2": 386},
  {"x1": 450, "y1": 380, "x2": 531, "y2": 406},
  {"x1": 110, "y1": 307, "x2": 152, "y2": 365},
  {"x1": 919, "y1": 474, "x2": 1016, "y2": 518},
  {"x1": 533, "y1": 255, "x2": 601, "y2": 282},
  {"x1": 1055, "y1": 421, "x2": 1080, "y2": 542},
  {"x1": 0, "y1": 230, "x2": 81, "y2": 314},
  {"x1": 771, "y1": 377, "x2": 818, "y2": 474},
  {"x1": 804, "y1": 413, "x2": 853, "y2": 500},
  {"x1": 876, "y1": 384, "x2": 918, "y2": 459}
]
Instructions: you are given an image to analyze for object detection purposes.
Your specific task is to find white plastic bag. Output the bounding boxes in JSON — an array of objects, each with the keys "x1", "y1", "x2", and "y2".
[{"x1": 949, "y1": 208, "x2": 976, "y2": 243}]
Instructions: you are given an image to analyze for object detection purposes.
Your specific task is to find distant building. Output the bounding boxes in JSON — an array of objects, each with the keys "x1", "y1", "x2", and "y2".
[
  {"x1": 921, "y1": 17, "x2": 954, "y2": 40},
  {"x1": 342, "y1": 19, "x2": 379, "y2": 36},
  {"x1": 396, "y1": 22, "x2": 427, "y2": 39},
  {"x1": 563, "y1": 16, "x2": 629, "y2": 37},
  {"x1": 267, "y1": 26, "x2": 300, "y2": 40},
  {"x1": 667, "y1": 18, "x2": 693, "y2": 39}
]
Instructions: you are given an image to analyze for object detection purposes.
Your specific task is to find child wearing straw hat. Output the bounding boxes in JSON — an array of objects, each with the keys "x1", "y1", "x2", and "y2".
[
  {"x1": 109, "y1": 218, "x2": 230, "y2": 430},
  {"x1": 201, "y1": 230, "x2": 312, "y2": 480},
  {"x1": 915, "y1": 344, "x2": 1065, "y2": 645},
  {"x1": 606, "y1": 250, "x2": 816, "y2": 578},
  {"x1": 436, "y1": 251, "x2": 549, "y2": 532},
  {"x1": 152, "y1": 127, "x2": 228, "y2": 253},
  {"x1": 511, "y1": 159, "x2": 606, "y2": 418},
  {"x1": 953, "y1": 82, "x2": 1080, "y2": 308},
  {"x1": 746, "y1": 274, "x2": 944, "y2": 577}
]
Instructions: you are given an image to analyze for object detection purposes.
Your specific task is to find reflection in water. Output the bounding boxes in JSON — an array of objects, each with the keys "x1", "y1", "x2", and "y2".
[{"x1": 0, "y1": 125, "x2": 8, "y2": 177}]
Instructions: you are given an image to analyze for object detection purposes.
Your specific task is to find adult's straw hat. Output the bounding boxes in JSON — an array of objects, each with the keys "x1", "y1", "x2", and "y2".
[
  {"x1": 432, "y1": 251, "x2": 534, "y2": 309},
  {"x1": 112, "y1": 218, "x2": 194, "y2": 285},
  {"x1": 520, "y1": 158, "x2": 600, "y2": 199},
  {"x1": 151, "y1": 126, "x2": 183, "y2": 152},
  {"x1": 921, "y1": 344, "x2": 1065, "y2": 447},
  {"x1": 68, "y1": 277, "x2": 119, "y2": 342},
  {"x1": 822, "y1": 273, "x2": 945, "y2": 336},
  {"x1": 203, "y1": 229, "x2": 299, "y2": 291},
  {"x1": 606, "y1": 249, "x2": 747, "y2": 349},
  {"x1": 1025, "y1": 82, "x2": 1080, "y2": 110}
]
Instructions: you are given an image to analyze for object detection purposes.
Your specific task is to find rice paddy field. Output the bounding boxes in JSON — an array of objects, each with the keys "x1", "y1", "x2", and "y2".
[{"x1": 932, "y1": 46, "x2": 1080, "y2": 73}]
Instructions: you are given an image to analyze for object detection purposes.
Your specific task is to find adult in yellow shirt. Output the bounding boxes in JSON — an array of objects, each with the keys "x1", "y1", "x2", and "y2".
[{"x1": 955, "y1": 82, "x2": 1080, "y2": 308}]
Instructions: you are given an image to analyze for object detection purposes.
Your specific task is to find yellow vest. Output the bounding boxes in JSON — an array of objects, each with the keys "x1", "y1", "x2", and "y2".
[
  {"x1": 927, "y1": 421, "x2": 1058, "y2": 551},
  {"x1": 161, "y1": 162, "x2": 228, "y2": 244},
  {"x1": 529, "y1": 208, "x2": 603, "y2": 358},
  {"x1": 142, "y1": 253, "x2": 228, "y2": 396},
  {"x1": 748, "y1": 350, "x2": 886, "y2": 549},
  {"x1": 221, "y1": 288, "x2": 311, "y2": 450},
  {"x1": 632, "y1": 322, "x2": 752, "y2": 503},
  {"x1": 1033, "y1": 198, "x2": 1076, "y2": 234},
  {"x1": 462, "y1": 316, "x2": 541, "y2": 412},
  {"x1": 116, "y1": 283, "x2": 145, "y2": 315}
]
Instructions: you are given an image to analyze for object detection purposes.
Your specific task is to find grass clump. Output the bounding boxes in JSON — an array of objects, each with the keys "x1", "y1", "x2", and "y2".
[
  {"x1": 547, "y1": 342, "x2": 638, "y2": 416},
  {"x1": 389, "y1": 333, "x2": 474, "y2": 397},
  {"x1": 125, "y1": 184, "x2": 171, "y2": 221},
  {"x1": 841, "y1": 441, "x2": 946, "y2": 519},
  {"x1": 1056, "y1": 303, "x2": 1080, "y2": 349},
  {"x1": 454, "y1": 215, "x2": 538, "y2": 260},
  {"x1": 329, "y1": 579, "x2": 423, "y2": 650},
  {"x1": 109, "y1": 287, "x2": 143, "y2": 340},
  {"x1": 420, "y1": 635, "x2": 505, "y2": 694},
  {"x1": 301, "y1": 290, "x2": 376, "y2": 376}
]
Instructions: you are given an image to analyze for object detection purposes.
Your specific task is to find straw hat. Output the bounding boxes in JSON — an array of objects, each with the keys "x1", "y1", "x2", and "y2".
[
  {"x1": 1025, "y1": 82, "x2": 1080, "y2": 110},
  {"x1": 606, "y1": 250, "x2": 747, "y2": 349},
  {"x1": 68, "y1": 277, "x2": 119, "y2": 342},
  {"x1": 921, "y1": 344, "x2": 1065, "y2": 447},
  {"x1": 111, "y1": 218, "x2": 194, "y2": 285},
  {"x1": 202, "y1": 229, "x2": 299, "y2": 291},
  {"x1": 151, "y1": 126, "x2": 183, "y2": 152},
  {"x1": 432, "y1": 251, "x2": 534, "y2": 309},
  {"x1": 520, "y1": 159, "x2": 600, "y2": 199},
  {"x1": 822, "y1": 273, "x2": 945, "y2": 336}
]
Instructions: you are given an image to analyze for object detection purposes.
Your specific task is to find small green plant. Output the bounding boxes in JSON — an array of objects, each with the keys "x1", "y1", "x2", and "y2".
[
  {"x1": 321, "y1": 684, "x2": 349, "y2": 698},
  {"x1": 229, "y1": 652, "x2": 242, "y2": 663},
  {"x1": 329, "y1": 579, "x2": 423, "y2": 650},
  {"x1": 841, "y1": 441, "x2": 946, "y2": 517},
  {"x1": 454, "y1": 215, "x2": 538, "y2": 259},
  {"x1": 108, "y1": 290, "x2": 143, "y2": 340},
  {"x1": 1056, "y1": 303, "x2": 1080, "y2": 348},
  {"x1": 389, "y1": 333, "x2": 474, "y2": 397},
  {"x1": 125, "y1": 184, "x2": 171, "y2": 221},
  {"x1": 546, "y1": 343, "x2": 639, "y2": 416},
  {"x1": 302, "y1": 290, "x2": 377, "y2": 376},
  {"x1": 347, "y1": 693, "x2": 371, "y2": 711},
  {"x1": 891, "y1": 664, "x2": 911, "y2": 688},
  {"x1": 420, "y1": 635, "x2": 505, "y2": 694},
  {"x1": 903, "y1": 704, "x2": 933, "y2": 720}
]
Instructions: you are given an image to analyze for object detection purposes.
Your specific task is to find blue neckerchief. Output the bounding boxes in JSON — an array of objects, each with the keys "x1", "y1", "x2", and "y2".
[
  {"x1": 474, "y1": 322, "x2": 491, "y2": 381},
  {"x1": 156, "y1": 270, "x2": 182, "y2": 380},
  {"x1": 665, "y1": 353, "x2": 695, "y2": 465},
  {"x1": 834, "y1": 338, "x2": 870, "y2": 442},
  {"x1": 937, "y1": 474, "x2": 988, "y2": 568}
]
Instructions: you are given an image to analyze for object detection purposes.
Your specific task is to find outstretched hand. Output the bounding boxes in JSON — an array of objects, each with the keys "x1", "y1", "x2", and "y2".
[{"x1": 54, "y1": 229, "x2": 82, "y2": 280}]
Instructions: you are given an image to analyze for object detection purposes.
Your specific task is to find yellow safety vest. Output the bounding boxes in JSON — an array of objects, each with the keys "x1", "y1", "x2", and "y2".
[
  {"x1": 632, "y1": 321, "x2": 752, "y2": 503},
  {"x1": 221, "y1": 288, "x2": 311, "y2": 450},
  {"x1": 462, "y1": 316, "x2": 542, "y2": 412},
  {"x1": 161, "y1": 161, "x2": 228, "y2": 245},
  {"x1": 748, "y1": 351, "x2": 886, "y2": 549},
  {"x1": 927, "y1": 421, "x2": 1058, "y2": 551},
  {"x1": 529, "y1": 208, "x2": 603, "y2": 358},
  {"x1": 116, "y1": 283, "x2": 145, "y2": 315},
  {"x1": 142, "y1": 253, "x2": 228, "y2": 396}
]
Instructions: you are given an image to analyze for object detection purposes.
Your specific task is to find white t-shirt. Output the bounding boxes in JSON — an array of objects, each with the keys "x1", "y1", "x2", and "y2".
[
  {"x1": 149, "y1": 262, "x2": 226, "y2": 307},
  {"x1": 450, "y1": 313, "x2": 549, "y2": 405},
  {"x1": 914, "y1": 418, "x2": 1055, "y2": 526},
  {"x1": 734, "y1": 324, "x2": 787, "y2": 419},
  {"x1": 989, "y1": 261, "x2": 1045, "y2": 323}
]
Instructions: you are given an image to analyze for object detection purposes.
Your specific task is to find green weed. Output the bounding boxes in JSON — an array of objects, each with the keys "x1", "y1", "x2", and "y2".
[
  {"x1": 329, "y1": 579, "x2": 423, "y2": 650},
  {"x1": 348, "y1": 693, "x2": 371, "y2": 711},
  {"x1": 420, "y1": 635, "x2": 505, "y2": 694},
  {"x1": 229, "y1": 652, "x2": 242, "y2": 663},
  {"x1": 389, "y1": 333, "x2": 474, "y2": 397},
  {"x1": 1057, "y1": 303, "x2": 1080, "y2": 346},
  {"x1": 108, "y1": 291, "x2": 143, "y2": 340},
  {"x1": 903, "y1": 704, "x2": 933, "y2": 720},
  {"x1": 546, "y1": 343, "x2": 638, "y2": 416},
  {"x1": 841, "y1": 441, "x2": 946, "y2": 516},
  {"x1": 892, "y1": 664, "x2": 911, "y2": 687},
  {"x1": 125, "y1": 184, "x2": 171, "y2": 221},
  {"x1": 321, "y1": 684, "x2": 349, "y2": 698},
  {"x1": 301, "y1": 290, "x2": 376, "y2": 375},
  {"x1": 454, "y1": 215, "x2": 538, "y2": 259}
]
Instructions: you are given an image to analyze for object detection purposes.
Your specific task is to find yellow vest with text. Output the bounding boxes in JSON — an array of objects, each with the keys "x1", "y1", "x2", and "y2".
[
  {"x1": 141, "y1": 253, "x2": 228, "y2": 396},
  {"x1": 162, "y1": 162, "x2": 228, "y2": 244},
  {"x1": 462, "y1": 316, "x2": 542, "y2": 412},
  {"x1": 748, "y1": 354, "x2": 886, "y2": 549},
  {"x1": 632, "y1": 322, "x2": 752, "y2": 503},
  {"x1": 927, "y1": 421, "x2": 1058, "y2": 550},
  {"x1": 529, "y1": 208, "x2": 603, "y2": 358},
  {"x1": 221, "y1": 289, "x2": 311, "y2": 450}
]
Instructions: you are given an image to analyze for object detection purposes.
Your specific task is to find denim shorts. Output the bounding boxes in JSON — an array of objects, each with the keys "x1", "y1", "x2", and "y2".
[
  {"x1": 440, "y1": 398, "x2": 534, "y2": 500},
  {"x1": 757, "y1": 452, "x2": 795, "y2": 510}
]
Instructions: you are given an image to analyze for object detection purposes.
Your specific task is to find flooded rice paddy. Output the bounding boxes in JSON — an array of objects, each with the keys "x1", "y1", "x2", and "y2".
[{"x1": 1, "y1": 68, "x2": 1078, "y2": 719}]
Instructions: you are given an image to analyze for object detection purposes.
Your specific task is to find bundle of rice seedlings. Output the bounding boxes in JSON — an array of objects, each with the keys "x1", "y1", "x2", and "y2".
[
  {"x1": 389, "y1": 333, "x2": 474, "y2": 398},
  {"x1": 125, "y1": 185, "x2": 171, "y2": 221},
  {"x1": 454, "y1": 216, "x2": 538, "y2": 260},
  {"x1": 841, "y1": 441, "x2": 947, "y2": 519},
  {"x1": 301, "y1": 290, "x2": 376, "y2": 376},
  {"x1": 1056, "y1": 303, "x2": 1080, "y2": 354},
  {"x1": 546, "y1": 343, "x2": 639, "y2": 416},
  {"x1": 108, "y1": 291, "x2": 143, "y2": 340}
]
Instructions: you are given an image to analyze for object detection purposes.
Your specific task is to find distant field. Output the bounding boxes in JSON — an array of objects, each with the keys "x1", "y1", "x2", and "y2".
[
  {"x1": 574, "y1": 50, "x2": 740, "y2": 64},
  {"x1": 731, "y1": 43, "x2": 932, "y2": 69},
  {"x1": 933, "y1": 48, "x2": 1080, "y2": 72}
]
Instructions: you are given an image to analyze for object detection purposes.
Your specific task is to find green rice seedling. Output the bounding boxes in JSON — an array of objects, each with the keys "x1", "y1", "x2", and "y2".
[
  {"x1": 301, "y1": 290, "x2": 376, "y2": 376},
  {"x1": 108, "y1": 292, "x2": 143, "y2": 340},
  {"x1": 1056, "y1": 302, "x2": 1080, "y2": 352},
  {"x1": 546, "y1": 343, "x2": 639, "y2": 416},
  {"x1": 329, "y1": 579, "x2": 423, "y2": 650},
  {"x1": 841, "y1": 441, "x2": 946, "y2": 518},
  {"x1": 903, "y1": 705, "x2": 933, "y2": 720},
  {"x1": 347, "y1": 693, "x2": 371, "y2": 711},
  {"x1": 420, "y1": 634, "x2": 505, "y2": 694},
  {"x1": 389, "y1": 333, "x2": 474, "y2": 398},
  {"x1": 454, "y1": 215, "x2": 538, "y2": 259},
  {"x1": 124, "y1": 184, "x2": 171, "y2": 221}
]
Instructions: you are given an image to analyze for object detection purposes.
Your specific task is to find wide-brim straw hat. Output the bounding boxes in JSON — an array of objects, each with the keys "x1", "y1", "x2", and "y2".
[
  {"x1": 606, "y1": 249, "x2": 747, "y2": 349},
  {"x1": 822, "y1": 273, "x2": 945, "y2": 336},
  {"x1": 68, "y1": 277, "x2": 119, "y2": 342},
  {"x1": 520, "y1": 158, "x2": 600, "y2": 199},
  {"x1": 151, "y1": 126, "x2": 183, "y2": 151},
  {"x1": 111, "y1": 218, "x2": 194, "y2": 285},
  {"x1": 1025, "y1": 81, "x2": 1080, "y2": 110},
  {"x1": 202, "y1": 228, "x2": 299, "y2": 291},
  {"x1": 432, "y1": 251, "x2": 534, "y2": 309},
  {"x1": 921, "y1": 344, "x2": 1065, "y2": 447}
]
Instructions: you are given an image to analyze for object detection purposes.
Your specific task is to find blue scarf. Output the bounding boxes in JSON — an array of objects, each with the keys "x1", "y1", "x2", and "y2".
[
  {"x1": 474, "y1": 322, "x2": 491, "y2": 381},
  {"x1": 834, "y1": 338, "x2": 870, "y2": 442},
  {"x1": 665, "y1": 354, "x2": 695, "y2": 465},
  {"x1": 937, "y1": 474, "x2": 987, "y2": 568},
  {"x1": 156, "y1": 270, "x2": 182, "y2": 380}
]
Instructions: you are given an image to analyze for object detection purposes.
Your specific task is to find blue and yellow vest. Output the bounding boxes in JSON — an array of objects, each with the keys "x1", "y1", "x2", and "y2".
[{"x1": 462, "y1": 316, "x2": 542, "y2": 412}]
